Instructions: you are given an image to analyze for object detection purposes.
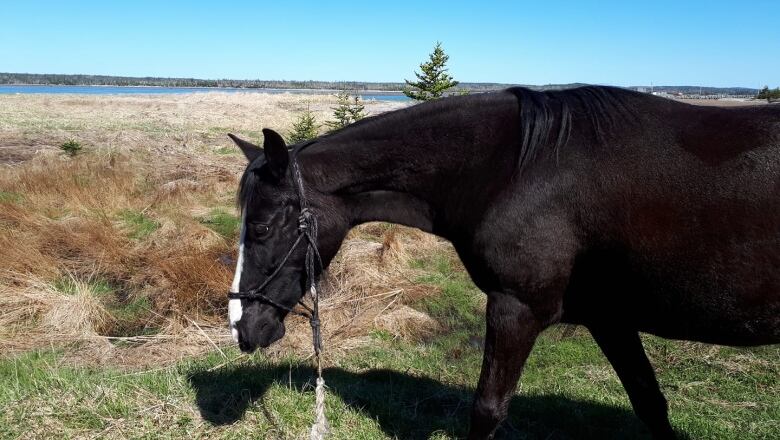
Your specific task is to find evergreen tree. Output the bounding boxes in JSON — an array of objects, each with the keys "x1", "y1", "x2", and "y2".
[
  {"x1": 288, "y1": 108, "x2": 319, "y2": 143},
  {"x1": 348, "y1": 95, "x2": 366, "y2": 122},
  {"x1": 326, "y1": 91, "x2": 366, "y2": 132},
  {"x1": 403, "y1": 42, "x2": 459, "y2": 101}
]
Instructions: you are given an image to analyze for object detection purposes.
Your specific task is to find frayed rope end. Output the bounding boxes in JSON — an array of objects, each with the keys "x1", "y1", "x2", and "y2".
[{"x1": 310, "y1": 376, "x2": 330, "y2": 440}]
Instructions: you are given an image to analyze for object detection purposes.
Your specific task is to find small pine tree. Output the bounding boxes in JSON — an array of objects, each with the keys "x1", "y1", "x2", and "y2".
[
  {"x1": 60, "y1": 139, "x2": 82, "y2": 157},
  {"x1": 403, "y1": 42, "x2": 459, "y2": 101},
  {"x1": 326, "y1": 91, "x2": 352, "y2": 131},
  {"x1": 348, "y1": 95, "x2": 366, "y2": 122},
  {"x1": 326, "y1": 91, "x2": 366, "y2": 132},
  {"x1": 288, "y1": 109, "x2": 319, "y2": 143}
]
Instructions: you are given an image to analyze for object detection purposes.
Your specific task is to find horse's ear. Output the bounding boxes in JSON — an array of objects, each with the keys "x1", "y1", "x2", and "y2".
[
  {"x1": 262, "y1": 128, "x2": 289, "y2": 180},
  {"x1": 227, "y1": 133, "x2": 262, "y2": 163}
]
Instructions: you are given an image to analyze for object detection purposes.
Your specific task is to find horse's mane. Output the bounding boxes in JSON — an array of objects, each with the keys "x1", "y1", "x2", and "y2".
[
  {"x1": 506, "y1": 86, "x2": 636, "y2": 170},
  {"x1": 321, "y1": 85, "x2": 635, "y2": 170},
  {"x1": 238, "y1": 86, "x2": 637, "y2": 208}
]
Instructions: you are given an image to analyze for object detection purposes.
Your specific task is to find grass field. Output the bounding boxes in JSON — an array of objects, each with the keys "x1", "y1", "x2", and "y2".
[{"x1": 0, "y1": 93, "x2": 777, "y2": 439}]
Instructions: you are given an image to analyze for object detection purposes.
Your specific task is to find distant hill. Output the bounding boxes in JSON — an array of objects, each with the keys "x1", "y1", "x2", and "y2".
[
  {"x1": 0, "y1": 72, "x2": 758, "y2": 95},
  {"x1": 626, "y1": 85, "x2": 759, "y2": 96}
]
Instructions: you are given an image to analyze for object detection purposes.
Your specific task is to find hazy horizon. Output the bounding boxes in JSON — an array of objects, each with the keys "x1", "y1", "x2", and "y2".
[{"x1": 0, "y1": 72, "x2": 765, "y2": 91}]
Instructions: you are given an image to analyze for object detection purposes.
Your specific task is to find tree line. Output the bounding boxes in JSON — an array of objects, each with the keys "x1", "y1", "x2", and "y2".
[
  {"x1": 0, "y1": 72, "x2": 568, "y2": 93},
  {"x1": 1, "y1": 72, "x2": 757, "y2": 97},
  {"x1": 0, "y1": 72, "x2": 505, "y2": 92},
  {"x1": 0, "y1": 73, "x2": 406, "y2": 91},
  {"x1": 757, "y1": 86, "x2": 780, "y2": 101}
]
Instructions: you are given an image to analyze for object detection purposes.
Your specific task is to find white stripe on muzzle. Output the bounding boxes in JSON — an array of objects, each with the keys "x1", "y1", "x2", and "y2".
[{"x1": 228, "y1": 214, "x2": 246, "y2": 343}]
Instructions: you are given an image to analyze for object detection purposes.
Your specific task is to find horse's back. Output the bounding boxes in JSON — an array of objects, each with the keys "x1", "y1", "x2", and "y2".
[{"x1": 562, "y1": 97, "x2": 780, "y2": 346}]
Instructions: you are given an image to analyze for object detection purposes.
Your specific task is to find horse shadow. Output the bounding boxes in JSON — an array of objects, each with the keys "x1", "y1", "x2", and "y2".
[{"x1": 187, "y1": 362, "x2": 690, "y2": 439}]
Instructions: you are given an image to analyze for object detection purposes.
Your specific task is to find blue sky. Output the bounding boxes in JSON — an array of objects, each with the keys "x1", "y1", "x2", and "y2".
[{"x1": 1, "y1": 1, "x2": 778, "y2": 87}]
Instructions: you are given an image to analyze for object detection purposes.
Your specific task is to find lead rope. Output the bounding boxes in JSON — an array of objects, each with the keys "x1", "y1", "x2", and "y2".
[
  {"x1": 310, "y1": 284, "x2": 329, "y2": 440},
  {"x1": 307, "y1": 249, "x2": 329, "y2": 440},
  {"x1": 292, "y1": 157, "x2": 330, "y2": 440}
]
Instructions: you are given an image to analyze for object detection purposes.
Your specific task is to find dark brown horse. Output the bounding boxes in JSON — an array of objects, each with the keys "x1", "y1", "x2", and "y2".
[{"x1": 226, "y1": 86, "x2": 780, "y2": 439}]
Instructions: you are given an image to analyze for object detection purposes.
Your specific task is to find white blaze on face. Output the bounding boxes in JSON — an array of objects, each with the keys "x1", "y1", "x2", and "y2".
[{"x1": 228, "y1": 213, "x2": 246, "y2": 343}]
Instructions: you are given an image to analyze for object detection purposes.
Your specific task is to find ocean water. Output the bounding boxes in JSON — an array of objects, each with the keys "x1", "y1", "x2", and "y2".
[{"x1": 0, "y1": 84, "x2": 411, "y2": 102}]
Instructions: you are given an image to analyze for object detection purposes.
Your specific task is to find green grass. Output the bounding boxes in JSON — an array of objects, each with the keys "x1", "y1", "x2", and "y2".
[
  {"x1": 118, "y1": 209, "x2": 159, "y2": 240},
  {"x1": 198, "y1": 208, "x2": 240, "y2": 239},
  {"x1": 213, "y1": 146, "x2": 236, "y2": 155},
  {"x1": 1, "y1": 252, "x2": 777, "y2": 439},
  {"x1": 53, "y1": 276, "x2": 114, "y2": 296},
  {"x1": 0, "y1": 191, "x2": 23, "y2": 204},
  {"x1": 108, "y1": 295, "x2": 151, "y2": 323},
  {"x1": 413, "y1": 254, "x2": 485, "y2": 332},
  {"x1": 105, "y1": 294, "x2": 157, "y2": 338}
]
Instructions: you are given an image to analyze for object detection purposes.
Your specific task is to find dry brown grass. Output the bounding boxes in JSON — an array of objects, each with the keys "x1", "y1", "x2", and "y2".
[
  {"x1": 0, "y1": 152, "x2": 229, "y2": 360},
  {"x1": 266, "y1": 226, "x2": 447, "y2": 358},
  {"x1": 0, "y1": 93, "x2": 443, "y2": 368},
  {"x1": 0, "y1": 92, "x2": 406, "y2": 164},
  {"x1": 681, "y1": 98, "x2": 771, "y2": 107}
]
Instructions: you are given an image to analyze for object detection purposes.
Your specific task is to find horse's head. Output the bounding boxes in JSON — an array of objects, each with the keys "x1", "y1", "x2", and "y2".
[{"x1": 227, "y1": 129, "x2": 346, "y2": 353}]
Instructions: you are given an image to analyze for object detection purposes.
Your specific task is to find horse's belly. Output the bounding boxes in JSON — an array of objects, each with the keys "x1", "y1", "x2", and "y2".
[
  {"x1": 626, "y1": 287, "x2": 780, "y2": 346},
  {"x1": 562, "y1": 242, "x2": 780, "y2": 346}
]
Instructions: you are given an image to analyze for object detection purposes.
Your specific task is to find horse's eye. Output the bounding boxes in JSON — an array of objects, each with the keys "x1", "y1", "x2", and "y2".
[{"x1": 252, "y1": 223, "x2": 270, "y2": 236}]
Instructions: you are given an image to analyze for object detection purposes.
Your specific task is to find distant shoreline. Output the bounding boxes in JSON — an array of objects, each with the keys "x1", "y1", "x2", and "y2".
[
  {"x1": 1, "y1": 72, "x2": 762, "y2": 96},
  {"x1": 10, "y1": 85, "x2": 409, "y2": 93},
  {"x1": 0, "y1": 84, "x2": 413, "y2": 102},
  {"x1": 0, "y1": 84, "x2": 407, "y2": 94}
]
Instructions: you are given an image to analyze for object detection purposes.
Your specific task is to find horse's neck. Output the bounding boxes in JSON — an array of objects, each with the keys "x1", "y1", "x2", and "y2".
[{"x1": 301, "y1": 95, "x2": 522, "y2": 233}]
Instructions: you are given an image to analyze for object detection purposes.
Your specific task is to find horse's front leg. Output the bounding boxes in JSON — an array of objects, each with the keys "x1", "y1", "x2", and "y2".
[{"x1": 468, "y1": 291, "x2": 560, "y2": 440}]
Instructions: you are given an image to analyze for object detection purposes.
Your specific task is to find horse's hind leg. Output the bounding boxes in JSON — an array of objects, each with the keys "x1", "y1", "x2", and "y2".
[
  {"x1": 467, "y1": 291, "x2": 559, "y2": 440},
  {"x1": 588, "y1": 326, "x2": 677, "y2": 440}
]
